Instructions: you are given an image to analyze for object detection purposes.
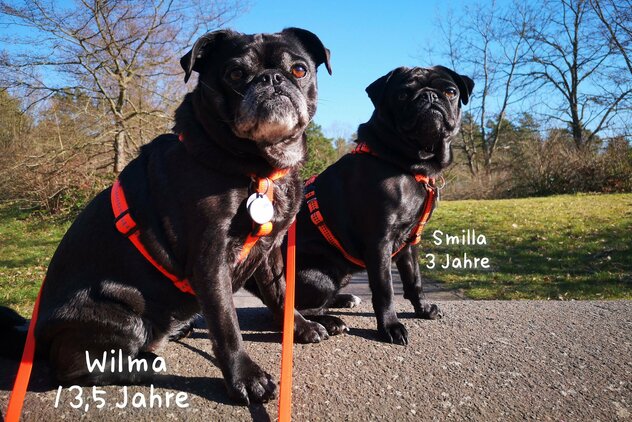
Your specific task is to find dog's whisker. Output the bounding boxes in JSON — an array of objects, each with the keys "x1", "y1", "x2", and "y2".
[{"x1": 231, "y1": 88, "x2": 245, "y2": 98}]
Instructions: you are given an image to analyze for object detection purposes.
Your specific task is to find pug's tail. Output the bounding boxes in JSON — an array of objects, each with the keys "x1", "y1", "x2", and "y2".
[{"x1": 0, "y1": 306, "x2": 28, "y2": 359}]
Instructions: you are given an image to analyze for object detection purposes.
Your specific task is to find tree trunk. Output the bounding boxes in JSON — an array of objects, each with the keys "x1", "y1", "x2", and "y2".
[
  {"x1": 570, "y1": 103, "x2": 584, "y2": 149},
  {"x1": 484, "y1": 153, "x2": 493, "y2": 176},
  {"x1": 114, "y1": 129, "x2": 126, "y2": 173}
]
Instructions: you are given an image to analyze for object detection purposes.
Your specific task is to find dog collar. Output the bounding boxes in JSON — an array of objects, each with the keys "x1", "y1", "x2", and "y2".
[
  {"x1": 245, "y1": 169, "x2": 290, "y2": 227},
  {"x1": 238, "y1": 168, "x2": 290, "y2": 262}
]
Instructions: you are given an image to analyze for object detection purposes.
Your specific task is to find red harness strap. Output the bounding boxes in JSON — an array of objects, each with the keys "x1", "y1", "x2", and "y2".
[
  {"x1": 111, "y1": 169, "x2": 289, "y2": 294},
  {"x1": 111, "y1": 180, "x2": 196, "y2": 295},
  {"x1": 350, "y1": 142, "x2": 376, "y2": 156},
  {"x1": 304, "y1": 143, "x2": 438, "y2": 268}
]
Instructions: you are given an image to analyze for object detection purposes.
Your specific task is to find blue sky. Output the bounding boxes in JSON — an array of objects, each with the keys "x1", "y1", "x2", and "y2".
[
  {"x1": 4, "y1": 1, "x2": 626, "y2": 140},
  {"x1": 0, "y1": 0, "x2": 513, "y2": 139},
  {"x1": 229, "y1": 0, "x2": 465, "y2": 139}
]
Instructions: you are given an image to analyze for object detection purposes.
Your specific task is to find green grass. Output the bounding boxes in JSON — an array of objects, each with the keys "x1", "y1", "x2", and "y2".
[
  {"x1": 1, "y1": 194, "x2": 631, "y2": 317},
  {"x1": 0, "y1": 204, "x2": 70, "y2": 315},
  {"x1": 421, "y1": 193, "x2": 632, "y2": 300}
]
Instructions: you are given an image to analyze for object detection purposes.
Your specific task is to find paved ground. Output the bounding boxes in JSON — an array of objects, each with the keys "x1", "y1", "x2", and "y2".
[
  {"x1": 1, "y1": 275, "x2": 631, "y2": 421},
  {"x1": 233, "y1": 268, "x2": 465, "y2": 307}
]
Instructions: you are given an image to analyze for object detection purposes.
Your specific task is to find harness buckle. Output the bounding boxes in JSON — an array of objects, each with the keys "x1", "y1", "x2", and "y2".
[
  {"x1": 310, "y1": 210, "x2": 324, "y2": 226},
  {"x1": 114, "y1": 209, "x2": 139, "y2": 238},
  {"x1": 307, "y1": 198, "x2": 319, "y2": 213}
]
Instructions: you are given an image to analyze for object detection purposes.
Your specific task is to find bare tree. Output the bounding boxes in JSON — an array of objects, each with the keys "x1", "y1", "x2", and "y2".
[
  {"x1": 0, "y1": 90, "x2": 106, "y2": 210},
  {"x1": 589, "y1": 0, "x2": 632, "y2": 138},
  {"x1": 524, "y1": 0, "x2": 631, "y2": 149},
  {"x1": 590, "y1": 0, "x2": 632, "y2": 76},
  {"x1": 0, "y1": 88, "x2": 30, "y2": 149},
  {"x1": 427, "y1": 0, "x2": 532, "y2": 176},
  {"x1": 0, "y1": 0, "x2": 245, "y2": 172}
]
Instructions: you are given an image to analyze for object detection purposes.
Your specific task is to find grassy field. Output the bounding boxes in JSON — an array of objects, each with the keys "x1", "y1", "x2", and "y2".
[
  {"x1": 422, "y1": 193, "x2": 632, "y2": 299},
  {"x1": 1, "y1": 193, "x2": 631, "y2": 316},
  {"x1": 0, "y1": 205, "x2": 71, "y2": 315}
]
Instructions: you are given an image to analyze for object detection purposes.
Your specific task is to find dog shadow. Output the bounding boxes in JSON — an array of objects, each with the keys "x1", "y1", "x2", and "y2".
[
  {"x1": 0, "y1": 305, "x2": 388, "y2": 422},
  {"x1": 186, "y1": 307, "x2": 282, "y2": 344},
  {"x1": 328, "y1": 310, "x2": 419, "y2": 319},
  {"x1": 0, "y1": 357, "x2": 54, "y2": 393},
  {"x1": 327, "y1": 310, "x2": 424, "y2": 342},
  {"x1": 189, "y1": 330, "x2": 282, "y2": 343},
  {"x1": 328, "y1": 310, "x2": 374, "y2": 318},
  {"x1": 153, "y1": 373, "x2": 275, "y2": 422},
  {"x1": 347, "y1": 327, "x2": 380, "y2": 342},
  {"x1": 173, "y1": 337, "x2": 273, "y2": 421},
  {"x1": 152, "y1": 368, "x2": 273, "y2": 422},
  {"x1": 0, "y1": 347, "x2": 272, "y2": 422}
]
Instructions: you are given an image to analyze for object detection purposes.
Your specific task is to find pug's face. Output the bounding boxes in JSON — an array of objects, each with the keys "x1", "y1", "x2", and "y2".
[
  {"x1": 366, "y1": 66, "x2": 474, "y2": 167},
  {"x1": 181, "y1": 28, "x2": 331, "y2": 146}
]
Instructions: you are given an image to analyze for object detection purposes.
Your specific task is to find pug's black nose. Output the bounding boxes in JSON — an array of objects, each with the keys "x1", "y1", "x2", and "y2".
[
  {"x1": 420, "y1": 91, "x2": 438, "y2": 104},
  {"x1": 258, "y1": 71, "x2": 284, "y2": 85}
]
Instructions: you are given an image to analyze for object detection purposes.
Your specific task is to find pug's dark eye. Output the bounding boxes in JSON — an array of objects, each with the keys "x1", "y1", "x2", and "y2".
[
  {"x1": 444, "y1": 88, "x2": 457, "y2": 99},
  {"x1": 228, "y1": 69, "x2": 244, "y2": 81},
  {"x1": 291, "y1": 64, "x2": 307, "y2": 79}
]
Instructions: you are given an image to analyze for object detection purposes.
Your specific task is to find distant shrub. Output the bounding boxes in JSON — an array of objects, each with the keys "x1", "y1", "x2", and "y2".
[
  {"x1": 441, "y1": 134, "x2": 631, "y2": 200},
  {"x1": 502, "y1": 136, "x2": 632, "y2": 197}
]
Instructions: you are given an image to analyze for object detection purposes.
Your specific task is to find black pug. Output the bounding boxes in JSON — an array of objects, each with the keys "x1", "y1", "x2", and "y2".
[
  {"x1": 247, "y1": 66, "x2": 473, "y2": 345},
  {"x1": 16, "y1": 28, "x2": 331, "y2": 404}
]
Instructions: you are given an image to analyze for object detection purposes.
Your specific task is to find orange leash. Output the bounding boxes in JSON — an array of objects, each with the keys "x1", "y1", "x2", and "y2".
[
  {"x1": 278, "y1": 220, "x2": 296, "y2": 422},
  {"x1": 5, "y1": 282, "x2": 44, "y2": 422}
]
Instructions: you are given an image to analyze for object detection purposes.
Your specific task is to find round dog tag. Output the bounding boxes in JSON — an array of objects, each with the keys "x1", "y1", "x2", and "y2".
[{"x1": 246, "y1": 193, "x2": 274, "y2": 224}]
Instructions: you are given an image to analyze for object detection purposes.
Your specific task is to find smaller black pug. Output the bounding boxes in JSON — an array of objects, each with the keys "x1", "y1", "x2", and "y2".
[
  {"x1": 248, "y1": 66, "x2": 473, "y2": 345},
  {"x1": 28, "y1": 28, "x2": 331, "y2": 405}
]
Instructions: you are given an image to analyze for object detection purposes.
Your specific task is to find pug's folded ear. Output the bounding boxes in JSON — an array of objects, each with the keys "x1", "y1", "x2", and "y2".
[
  {"x1": 365, "y1": 67, "x2": 409, "y2": 107},
  {"x1": 432, "y1": 65, "x2": 475, "y2": 105},
  {"x1": 180, "y1": 30, "x2": 238, "y2": 83},
  {"x1": 282, "y1": 27, "x2": 332, "y2": 75}
]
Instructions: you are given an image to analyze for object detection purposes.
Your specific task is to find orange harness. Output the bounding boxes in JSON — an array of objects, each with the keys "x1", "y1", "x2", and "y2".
[
  {"x1": 6, "y1": 148, "x2": 297, "y2": 421},
  {"x1": 304, "y1": 142, "x2": 438, "y2": 268},
  {"x1": 110, "y1": 168, "x2": 289, "y2": 295},
  {"x1": 111, "y1": 179, "x2": 196, "y2": 294}
]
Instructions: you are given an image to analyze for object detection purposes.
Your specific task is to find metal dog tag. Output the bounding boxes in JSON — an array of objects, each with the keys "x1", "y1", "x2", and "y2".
[{"x1": 246, "y1": 193, "x2": 274, "y2": 225}]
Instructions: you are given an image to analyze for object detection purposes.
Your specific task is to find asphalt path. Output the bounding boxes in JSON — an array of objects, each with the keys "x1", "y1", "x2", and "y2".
[{"x1": 1, "y1": 274, "x2": 630, "y2": 421}]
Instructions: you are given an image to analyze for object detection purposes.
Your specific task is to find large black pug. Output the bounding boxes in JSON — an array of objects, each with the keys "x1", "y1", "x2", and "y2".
[
  {"x1": 26, "y1": 28, "x2": 331, "y2": 404},
  {"x1": 248, "y1": 66, "x2": 473, "y2": 345}
]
